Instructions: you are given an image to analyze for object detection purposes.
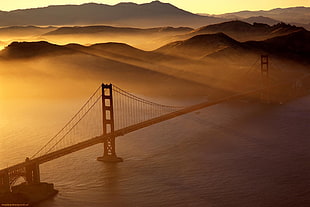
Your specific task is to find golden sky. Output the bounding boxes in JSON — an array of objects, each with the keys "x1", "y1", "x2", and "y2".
[{"x1": 0, "y1": 0, "x2": 309, "y2": 14}]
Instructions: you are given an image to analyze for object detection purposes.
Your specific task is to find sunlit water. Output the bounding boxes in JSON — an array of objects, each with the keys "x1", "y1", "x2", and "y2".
[{"x1": 0, "y1": 95, "x2": 310, "y2": 207}]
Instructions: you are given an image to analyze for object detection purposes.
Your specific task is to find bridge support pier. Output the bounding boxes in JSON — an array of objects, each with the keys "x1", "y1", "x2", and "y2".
[
  {"x1": 97, "y1": 84, "x2": 123, "y2": 163},
  {"x1": 25, "y1": 159, "x2": 40, "y2": 184},
  {"x1": 97, "y1": 136, "x2": 123, "y2": 162},
  {"x1": 0, "y1": 170, "x2": 10, "y2": 193}
]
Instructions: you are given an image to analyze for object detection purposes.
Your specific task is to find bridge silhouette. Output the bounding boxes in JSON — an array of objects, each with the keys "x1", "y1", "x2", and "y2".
[{"x1": 0, "y1": 55, "x2": 309, "y2": 192}]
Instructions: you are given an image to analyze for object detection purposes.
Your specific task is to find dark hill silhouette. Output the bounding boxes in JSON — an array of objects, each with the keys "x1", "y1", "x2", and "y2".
[
  {"x1": 237, "y1": 30, "x2": 310, "y2": 62},
  {"x1": 186, "y1": 21, "x2": 305, "y2": 42},
  {"x1": 192, "y1": 21, "x2": 304, "y2": 41},
  {"x1": 1, "y1": 40, "x2": 212, "y2": 97},
  {"x1": 65, "y1": 42, "x2": 152, "y2": 63},
  {"x1": 65, "y1": 42, "x2": 200, "y2": 77},
  {"x1": 43, "y1": 25, "x2": 193, "y2": 36},
  {"x1": 156, "y1": 33, "x2": 241, "y2": 57},
  {"x1": 0, "y1": 1, "x2": 224, "y2": 28},
  {"x1": 89, "y1": 42, "x2": 145, "y2": 55},
  {"x1": 70, "y1": 42, "x2": 201, "y2": 66},
  {"x1": 0, "y1": 40, "x2": 213, "y2": 89},
  {"x1": 66, "y1": 42, "x2": 149, "y2": 56},
  {"x1": 205, "y1": 30, "x2": 310, "y2": 65},
  {"x1": 263, "y1": 30, "x2": 310, "y2": 62},
  {"x1": 2, "y1": 28, "x2": 309, "y2": 65},
  {"x1": 2, "y1": 26, "x2": 309, "y2": 72},
  {"x1": 1, "y1": 41, "x2": 188, "y2": 71},
  {"x1": 1, "y1": 41, "x2": 78, "y2": 59},
  {"x1": 243, "y1": 16, "x2": 280, "y2": 26},
  {"x1": 265, "y1": 30, "x2": 310, "y2": 53},
  {"x1": 0, "y1": 40, "x2": 168, "y2": 61},
  {"x1": 0, "y1": 35, "x2": 308, "y2": 97},
  {"x1": 197, "y1": 21, "x2": 257, "y2": 33}
]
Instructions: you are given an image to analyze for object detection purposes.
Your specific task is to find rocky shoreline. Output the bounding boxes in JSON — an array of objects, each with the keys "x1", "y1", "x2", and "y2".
[{"x1": 0, "y1": 182, "x2": 58, "y2": 207}]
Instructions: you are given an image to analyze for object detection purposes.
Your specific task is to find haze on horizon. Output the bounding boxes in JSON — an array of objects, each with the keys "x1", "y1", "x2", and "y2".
[{"x1": 0, "y1": 0, "x2": 309, "y2": 14}]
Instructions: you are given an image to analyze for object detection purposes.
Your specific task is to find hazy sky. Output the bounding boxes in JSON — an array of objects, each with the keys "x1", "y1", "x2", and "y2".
[{"x1": 0, "y1": 0, "x2": 309, "y2": 14}]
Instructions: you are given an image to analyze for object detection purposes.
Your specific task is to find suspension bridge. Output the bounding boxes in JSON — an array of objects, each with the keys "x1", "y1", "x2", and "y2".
[{"x1": 0, "y1": 55, "x2": 310, "y2": 192}]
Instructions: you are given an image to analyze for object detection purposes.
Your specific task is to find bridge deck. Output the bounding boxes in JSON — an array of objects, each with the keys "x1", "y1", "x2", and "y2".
[
  {"x1": 0, "y1": 88, "x2": 263, "y2": 174},
  {"x1": 2, "y1": 74, "x2": 309, "y2": 174}
]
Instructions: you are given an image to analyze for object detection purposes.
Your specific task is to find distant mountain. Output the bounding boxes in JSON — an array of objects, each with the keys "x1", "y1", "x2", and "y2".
[
  {"x1": 157, "y1": 33, "x2": 240, "y2": 57},
  {"x1": 293, "y1": 23, "x2": 310, "y2": 31},
  {"x1": 215, "y1": 7, "x2": 310, "y2": 26},
  {"x1": 4, "y1": 28, "x2": 309, "y2": 65},
  {"x1": 2, "y1": 21, "x2": 309, "y2": 65},
  {"x1": 43, "y1": 25, "x2": 193, "y2": 36},
  {"x1": 205, "y1": 30, "x2": 310, "y2": 65},
  {"x1": 0, "y1": 40, "x2": 181, "y2": 63},
  {"x1": 242, "y1": 16, "x2": 280, "y2": 25},
  {"x1": 66, "y1": 42, "x2": 151, "y2": 62},
  {"x1": 1, "y1": 40, "x2": 184, "y2": 72},
  {"x1": 155, "y1": 26, "x2": 310, "y2": 66},
  {"x1": 0, "y1": 1, "x2": 225, "y2": 28},
  {"x1": 181, "y1": 21, "x2": 305, "y2": 42},
  {"x1": 88, "y1": 42, "x2": 150, "y2": 57},
  {"x1": 0, "y1": 26, "x2": 55, "y2": 37}
]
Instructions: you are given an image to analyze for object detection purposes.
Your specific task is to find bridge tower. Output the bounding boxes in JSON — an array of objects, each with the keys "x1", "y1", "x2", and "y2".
[
  {"x1": 0, "y1": 170, "x2": 10, "y2": 193},
  {"x1": 97, "y1": 84, "x2": 123, "y2": 162},
  {"x1": 0, "y1": 159, "x2": 40, "y2": 193},
  {"x1": 25, "y1": 158, "x2": 40, "y2": 184},
  {"x1": 260, "y1": 55, "x2": 270, "y2": 103}
]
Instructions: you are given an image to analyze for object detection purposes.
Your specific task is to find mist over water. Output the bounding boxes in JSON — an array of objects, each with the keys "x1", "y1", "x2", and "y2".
[
  {"x1": 1, "y1": 91, "x2": 309, "y2": 206},
  {"x1": 0, "y1": 16, "x2": 309, "y2": 206}
]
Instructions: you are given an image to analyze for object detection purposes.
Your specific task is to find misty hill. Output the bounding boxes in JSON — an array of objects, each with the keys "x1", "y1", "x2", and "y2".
[
  {"x1": 0, "y1": 40, "x2": 179, "y2": 63},
  {"x1": 0, "y1": 41, "x2": 78, "y2": 59},
  {"x1": 0, "y1": 40, "x2": 212, "y2": 97},
  {"x1": 43, "y1": 25, "x2": 193, "y2": 36},
  {"x1": 264, "y1": 30, "x2": 310, "y2": 58},
  {"x1": 0, "y1": 40, "x2": 186, "y2": 71},
  {"x1": 3, "y1": 28, "x2": 309, "y2": 66},
  {"x1": 0, "y1": 40, "x2": 217, "y2": 91},
  {"x1": 242, "y1": 16, "x2": 281, "y2": 26},
  {"x1": 88, "y1": 42, "x2": 151, "y2": 58},
  {"x1": 0, "y1": 26, "x2": 55, "y2": 37},
  {"x1": 184, "y1": 21, "x2": 305, "y2": 42},
  {"x1": 205, "y1": 30, "x2": 310, "y2": 65},
  {"x1": 40, "y1": 25, "x2": 194, "y2": 51},
  {"x1": 3, "y1": 27, "x2": 309, "y2": 64},
  {"x1": 1, "y1": 35, "x2": 309, "y2": 100},
  {"x1": 0, "y1": 1, "x2": 224, "y2": 28},
  {"x1": 216, "y1": 7, "x2": 310, "y2": 25},
  {"x1": 65, "y1": 42, "x2": 210, "y2": 84},
  {"x1": 154, "y1": 26, "x2": 310, "y2": 66},
  {"x1": 66, "y1": 42, "x2": 151, "y2": 62},
  {"x1": 242, "y1": 30, "x2": 310, "y2": 59},
  {"x1": 157, "y1": 33, "x2": 240, "y2": 57}
]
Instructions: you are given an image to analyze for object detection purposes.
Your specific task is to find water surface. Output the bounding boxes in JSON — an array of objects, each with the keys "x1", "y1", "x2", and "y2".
[{"x1": 1, "y1": 95, "x2": 309, "y2": 207}]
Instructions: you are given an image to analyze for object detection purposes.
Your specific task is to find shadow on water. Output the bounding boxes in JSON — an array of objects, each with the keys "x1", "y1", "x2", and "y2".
[
  {"x1": 95, "y1": 162, "x2": 132, "y2": 207},
  {"x1": 99, "y1": 163, "x2": 121, "y2": 193}
]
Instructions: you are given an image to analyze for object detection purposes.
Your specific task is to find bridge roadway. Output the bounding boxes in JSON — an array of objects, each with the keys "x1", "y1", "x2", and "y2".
[{"x1": 0, "y1": 87, "x2": 264, "y2": 175}]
